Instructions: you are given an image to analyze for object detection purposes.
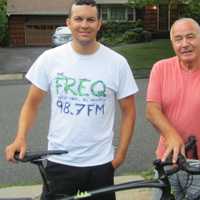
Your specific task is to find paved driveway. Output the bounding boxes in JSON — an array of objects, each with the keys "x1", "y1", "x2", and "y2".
[{"x1": 0, "y1": 47, "x2": 48, "y2": 74}]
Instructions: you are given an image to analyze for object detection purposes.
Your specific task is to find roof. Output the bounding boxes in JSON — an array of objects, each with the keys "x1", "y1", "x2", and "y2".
[
  {"x1": 7, "y1": 0, "x2": 74, "y2": 16},
  {"x1": 96, "y1": 0, "x2": 128, "y2": 3},
  {"x1": 7, "y1": 0, "x2": 129, "y2": 16}
]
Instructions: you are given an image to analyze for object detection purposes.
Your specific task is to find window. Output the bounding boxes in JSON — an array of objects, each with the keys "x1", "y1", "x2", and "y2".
[
  {"x1": 100, "y1": 6, "x2": 135, "y2": 21},
  {"x1": 128, "y1": 7, "x2": 135, "y2": 21},
  {"x1": 110, "y1": 7, "x2": 126, "y2": 21},
  {"x1": 101, "y1": 7, "x2": 108, "y2": 21}
]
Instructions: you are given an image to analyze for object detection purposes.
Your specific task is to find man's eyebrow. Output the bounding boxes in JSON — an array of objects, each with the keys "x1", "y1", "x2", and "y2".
[
  {"x1": 173, "y1": 35, "x2": 182, "y2": 39},
  {"x1": 73, "y1": 16, "x2": 97, "y2": 20},
  {"x1": 174, "y1": 32, "x2": 196, "y2": 38}
]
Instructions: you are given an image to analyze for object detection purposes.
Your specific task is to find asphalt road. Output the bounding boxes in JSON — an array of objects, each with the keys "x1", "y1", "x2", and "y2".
[{"x1": 0, "y1": 78, "x2": 158, "y2": 186}]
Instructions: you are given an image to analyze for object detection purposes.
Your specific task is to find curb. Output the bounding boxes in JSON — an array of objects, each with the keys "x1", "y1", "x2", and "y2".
[
  {"x1": 0, "y1": 73, "x2": 25, "y2": 81},
  {"x1": 0, "y1": 67, "x2": 150, "y2": 81},
  {"x1": 0, "y1": 73, "x2": 149, "y2": 81}
]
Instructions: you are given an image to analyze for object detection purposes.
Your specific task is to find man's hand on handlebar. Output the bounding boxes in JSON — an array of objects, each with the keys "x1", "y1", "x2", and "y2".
[
  {"x1": 5, "y1": 137, "x2": 27, "y2": 163},
  {"x1": 162, "y1": 132, "x2": 185, "y2": 163}
]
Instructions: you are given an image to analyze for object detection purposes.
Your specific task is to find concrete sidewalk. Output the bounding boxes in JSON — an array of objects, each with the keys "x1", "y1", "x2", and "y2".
[{"x1": 0, "y1": 175, "x2": 152, "y2": 199}]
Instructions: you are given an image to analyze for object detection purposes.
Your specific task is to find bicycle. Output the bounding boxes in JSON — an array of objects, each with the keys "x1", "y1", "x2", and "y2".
[{"x1": 12, "y1": 136, "x2": 200, "y2": 200}]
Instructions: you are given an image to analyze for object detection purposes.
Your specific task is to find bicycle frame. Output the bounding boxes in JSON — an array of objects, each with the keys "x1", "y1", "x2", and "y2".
[
  {"x1": 63, "y1": 157, "x2": 176, "y2": 200},
  {"x1": 63, "y1": 179, "x2": 174, "y2": 200},
  {"x1": 63, "y1": 136, "x2": 198, "y2": 200}
]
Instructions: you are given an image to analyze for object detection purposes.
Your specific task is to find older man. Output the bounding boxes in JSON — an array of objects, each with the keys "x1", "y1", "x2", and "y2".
[{"x1": 146, "y1": 18, "x2": 200, "y2": 199}]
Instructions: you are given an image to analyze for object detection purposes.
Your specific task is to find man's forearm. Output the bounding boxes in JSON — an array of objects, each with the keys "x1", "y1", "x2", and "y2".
[
  {"x1": 146, "y1": 102, "x2": 185, "y2": 162},
  {"x1": 117, "y1": 109, "x2": 135, "y2": 159},
  {"x1": 146, "y1": 102, "x2": 177, "y2": 138},
  {"x1": 15, "y1": 85, "x2": 46, "y2": 141},
  {"x1": 16, "y1": 102, "x2": 39, "y2": 141},
  {"x1": 113, "y1": 95, "x2": 136, "y2": 168}
]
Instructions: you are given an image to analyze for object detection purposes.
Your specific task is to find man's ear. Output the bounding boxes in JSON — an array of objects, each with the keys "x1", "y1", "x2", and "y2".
[
  {"x1": 66, "y1": 18, "x2": 70, "y2": 27},
  {"x1": 97, "y1": 20, "x2": 102, "y2": 31}
]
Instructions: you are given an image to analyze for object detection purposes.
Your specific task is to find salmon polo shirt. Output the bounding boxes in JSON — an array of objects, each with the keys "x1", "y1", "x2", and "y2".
[{"x1": 146, "y1": 56, "x2": 200, "y2": 159}]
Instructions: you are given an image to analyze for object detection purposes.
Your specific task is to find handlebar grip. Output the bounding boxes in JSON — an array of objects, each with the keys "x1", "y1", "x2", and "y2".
[
  {"x1": 14, "y1": 150, "x2": 68, "y2": 162},
  {"x1": 14, "y1": 152, "x2": 22, "y2": 161}
]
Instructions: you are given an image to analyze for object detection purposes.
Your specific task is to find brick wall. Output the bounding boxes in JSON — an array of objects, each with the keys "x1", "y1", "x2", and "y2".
[
  {"x1": 8, "y1": 15, "x2": 26, "y2": 46},
  {"x1": 143, "y1": 6, "x2": 158, "y2": 32}
]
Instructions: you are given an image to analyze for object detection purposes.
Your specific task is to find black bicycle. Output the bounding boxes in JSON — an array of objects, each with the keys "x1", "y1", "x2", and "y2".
[
  {"x1": 13, "y1": 136, "x2": 200, "y2": 200},
  {"x1": 63, "y1": 136, "x2": 200, "y2": 200}
]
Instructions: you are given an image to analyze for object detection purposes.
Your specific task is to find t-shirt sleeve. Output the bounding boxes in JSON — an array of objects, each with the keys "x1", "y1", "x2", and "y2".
[
  {"x1": 117, "y1": 59, "x2": 138, "y2": 99},
  {"x1": 146, "y1": 62, "x2": 162, "y2": 104},
  {"x1": 25, "y1": 51, "x2": 49, "y2": 92}
]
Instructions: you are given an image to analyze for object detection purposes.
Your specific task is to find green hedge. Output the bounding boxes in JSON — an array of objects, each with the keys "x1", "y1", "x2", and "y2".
[
  {"x1": 98, "y1": 20, "x2": 152, "y2": 46},
  {"x1": 0, "y1": 0, "x2": 9, "y2": 46},
  {"x1": 100, "y1": 20, "x2": 143, "y2": 37}
]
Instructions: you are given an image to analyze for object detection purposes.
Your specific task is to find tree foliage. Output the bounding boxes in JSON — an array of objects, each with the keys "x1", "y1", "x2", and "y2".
[
  {"x1": 128, "y1": 0, "x2": 159, "y2": 8},
  {"x1": 128, "y1": 0, "x2": 200, "y2": 24},
  {"x1": 128, "y1": 0, "x2": 200, "y2": 7},
  {"x1": 181, "y1": 0, "x2": 200, "y2": 21},
  {"x1": 0, "y1": 0, "x2": 8, "y2": 45}
]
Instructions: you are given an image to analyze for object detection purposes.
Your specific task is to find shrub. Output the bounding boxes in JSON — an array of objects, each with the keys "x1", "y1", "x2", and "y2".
[
  {"x1": 123, "y1": 31, "x2": 139, "y2": 44},
  {"x1": 131, "y1": 27, "x2": 143, "y2": 34},
  {"x1": 152, "y1": 31, "x2": 169, "y2": 39},
  {"x1": 100, "y1": 20, "x2": 143, "y2": 39},
  {"x1": 0, "y1": 0, "x2": 9, "y2": 46},
  {"x1": 141, "y1": 30, "x2": 152, "y2": 42},
  {"x1": 100, "y1": 34, "x2": 124, "y2": 47},
  {"x1": 98, "y1": 20, "x2": 152, "y2": 46}
]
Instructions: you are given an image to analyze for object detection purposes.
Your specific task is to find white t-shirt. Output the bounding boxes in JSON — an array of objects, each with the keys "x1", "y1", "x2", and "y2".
[{"x1": 26, "y1": 42, "x2": 138, "y2": 167}]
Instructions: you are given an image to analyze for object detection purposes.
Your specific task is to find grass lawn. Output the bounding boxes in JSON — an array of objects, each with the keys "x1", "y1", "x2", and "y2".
[{"x1": 114, "y1": 39, "x2": 175, "y2": 69}]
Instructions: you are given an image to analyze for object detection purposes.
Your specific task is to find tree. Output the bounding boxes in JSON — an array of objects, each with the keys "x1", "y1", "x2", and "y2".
[
  {"x1": 181, "y1": 0, "x2": 200, "y2": 22},
  {"x1": 128, "y1": 0, "x2": 159, "y2": 8},
  {"x1": 0, "y1": 0, "x2": 8, "y2": 45},
  {"x1": 128, "y1": 0, "x2": 200, "y2": 30}
]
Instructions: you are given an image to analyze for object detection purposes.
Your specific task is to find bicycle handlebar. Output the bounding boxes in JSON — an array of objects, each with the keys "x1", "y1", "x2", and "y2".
[
  {"x1": 14, "y1": 150, "x2": 68, "y2": 162},
  {"x1": 154, "y1": 155, "x2": 200, "y2": 176},
  {"x1": 153, "y1": 136, "x2": 199, "y2": 176}
]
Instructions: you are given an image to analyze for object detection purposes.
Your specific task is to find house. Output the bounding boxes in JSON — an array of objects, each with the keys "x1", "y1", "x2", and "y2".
[
  {"x1": 7, "y1": 0, "x2": 180, "y2": 47},
  {"x1": 7, "y1": 0, "x2": 73, "y2": 46}
]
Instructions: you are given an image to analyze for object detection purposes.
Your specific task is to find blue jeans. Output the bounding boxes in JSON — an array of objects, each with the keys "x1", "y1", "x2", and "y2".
[{"x1": 153, "y1": 159, "x2": 200, "y2": 200}]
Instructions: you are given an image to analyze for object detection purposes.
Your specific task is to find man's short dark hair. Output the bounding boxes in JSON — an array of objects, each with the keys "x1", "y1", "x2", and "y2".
[
  {"x1": 68, "y1": 0, "x2": 100, "y2": 19},
  {"x1": 74, "y1": 0, "x2": 96, "y2": 6}
]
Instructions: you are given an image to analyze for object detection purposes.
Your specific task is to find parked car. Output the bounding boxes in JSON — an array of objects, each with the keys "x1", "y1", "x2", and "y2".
[{"x1": 52, "y1": 26, "x2": 72, "y2": 47}]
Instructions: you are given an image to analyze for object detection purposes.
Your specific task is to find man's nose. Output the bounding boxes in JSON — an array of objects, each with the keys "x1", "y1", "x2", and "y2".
[
  {"x1": 81, "y1": 20, "x2": 89, "y2": 28},
  {"x1": 181, "y1": 37, "x2": 190, "y2": 46}
]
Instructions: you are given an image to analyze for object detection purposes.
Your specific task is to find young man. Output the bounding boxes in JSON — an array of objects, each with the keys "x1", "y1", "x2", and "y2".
[
  {"x1": 5, "y1": 0, "x2": 138, "y2": 199},
  {"x1": 146, "y1": 18, "x2": 200, "y2": 199}
]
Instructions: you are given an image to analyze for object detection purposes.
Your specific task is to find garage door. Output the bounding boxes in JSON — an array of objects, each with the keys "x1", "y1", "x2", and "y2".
[
  {"x1": 25, "y1": 17, "x2": 65, "y2": 46},
  {"x1": 25, "y1": 24, "x2": 56, "y2": 46}
]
